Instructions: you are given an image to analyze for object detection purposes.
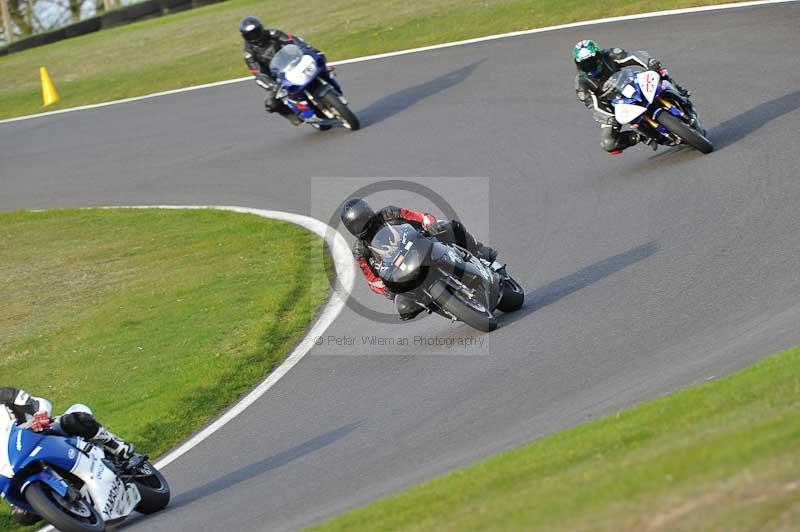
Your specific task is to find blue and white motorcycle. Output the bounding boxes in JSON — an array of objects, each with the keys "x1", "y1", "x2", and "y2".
[
  {"x1": 268, "y1": 44, "x2": 360, "y2": 131},
  {"x1": 604, "y1": 67, "x2": 713, "y2": 154},
  {"x1": 1, "y1": 406, "x2": 169, "y2": 532}
]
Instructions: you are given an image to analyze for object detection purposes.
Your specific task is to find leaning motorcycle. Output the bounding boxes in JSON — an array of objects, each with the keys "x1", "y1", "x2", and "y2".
[
  {"x1": 369, "y1": 223, "x2": 524, "y2": 332},
  {"x1": 0, "y1": 407, "x2": 170, "y2": 532},
  {"x1": 604, "y1": 67, "x2": 713, "y2": 153},
  {"x1": 267, "y1": 44, "x2": 360, "y2": 131}
]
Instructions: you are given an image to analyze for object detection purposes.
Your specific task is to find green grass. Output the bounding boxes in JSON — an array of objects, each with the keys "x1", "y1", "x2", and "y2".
[
  {"x1": 311, "y1": 347, "x2": 800, "y2": 532},
  {"x1": 0, "y1": 208, "x2": 330, "y2": 531},
  {"x1": 0, "y1": 0, "x2": 754, "y2": 119}
]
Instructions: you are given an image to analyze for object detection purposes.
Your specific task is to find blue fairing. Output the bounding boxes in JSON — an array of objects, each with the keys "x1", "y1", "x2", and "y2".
[
  {"x1": 8, "y1": 424, "x2": 80, "y2": 473},
  {"x1": 275, "y1": 48, "x2": 323, "y2": 94},
  {"x1": 1, "y1": 423, "x2": 80, "y2": 511}
]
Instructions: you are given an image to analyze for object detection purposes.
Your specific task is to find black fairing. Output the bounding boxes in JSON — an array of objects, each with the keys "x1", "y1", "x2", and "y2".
[
  {"x1": 370, "y1": 224, "x2": 432, "y2": 293},
  {"x1": 370, "y1": 223, "x2": 500, "y2": 310}
]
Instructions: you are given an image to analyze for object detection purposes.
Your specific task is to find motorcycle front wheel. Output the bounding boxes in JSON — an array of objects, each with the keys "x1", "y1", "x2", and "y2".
[
  {"x1": 25, "y1": 481, "x2": 105, "y2": 532},
  {"x1": 432, "y1": 283, "x2": 497, "y2": 332},
  {"x1": 497, "y1": 276, "x2": 525, "y2": 313},
  {"x1": 318, "y1": 91, "x2": 360, "y2": 131},
  {"x1": 656, "y1": 111, "x2": 714, "y2": 154}
]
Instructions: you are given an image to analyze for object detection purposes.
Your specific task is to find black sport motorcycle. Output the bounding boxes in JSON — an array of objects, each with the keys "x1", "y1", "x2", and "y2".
[{"x1": 369, "y1": 223, "x2": 524, "y2": 332}]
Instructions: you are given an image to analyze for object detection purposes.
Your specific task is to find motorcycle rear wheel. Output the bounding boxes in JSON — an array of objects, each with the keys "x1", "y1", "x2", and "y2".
[
  {"x1": 25, "y1": 481, "x2": 105, "y2": 532},
  {"x1": 656, "y1": 111, "x2": 713, "y2": 154},
  {"x1": 132, "y1": 461, "x2": 171, "y2": 514}
]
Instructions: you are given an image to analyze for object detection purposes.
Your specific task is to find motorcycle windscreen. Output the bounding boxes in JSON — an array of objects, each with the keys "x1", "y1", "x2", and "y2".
[
  {"x1": 269, "y1": 44, "x2": 304, "y2": 77},
  {"x1": 369, "y1": 223, "x2": 431, "y2": 289},
  {"x1": 284, "y1": 55, "x2": 318, "y2": 87},
  {"x1": 614, "y1": 103, "x2": 648, "y2": 124}
]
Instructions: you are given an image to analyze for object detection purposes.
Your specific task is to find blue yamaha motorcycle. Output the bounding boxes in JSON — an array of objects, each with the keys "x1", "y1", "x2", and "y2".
[
  {"x1": 267, "y1": 44, "x2": 360, "y2": 131},
  {"x1": 0, "y1": 408, "x2": 169, "y2": 531},
  {"x1": 604, "y1": 66, "x2": 713, "y2": 154}
]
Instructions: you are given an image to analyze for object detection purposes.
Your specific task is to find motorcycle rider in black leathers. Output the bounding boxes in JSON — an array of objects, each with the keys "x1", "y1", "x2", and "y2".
[
  {"x1": 240, "y1": 16, "x2": 329, "y2": 125},
  {"x1": 573, "y1": 39, "x2": 692, "y2": 154},
  {"x1": 340, "y1": 198, "x2": 497, "y2": 321},
  {"x1": 1, "y1": 386, "x2": 135, "y2": 526}
]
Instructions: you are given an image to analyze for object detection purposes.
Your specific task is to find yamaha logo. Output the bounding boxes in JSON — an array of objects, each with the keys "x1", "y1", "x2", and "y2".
[{"x1": 68, "y1": 448, "x2": 76, "y2": 460}]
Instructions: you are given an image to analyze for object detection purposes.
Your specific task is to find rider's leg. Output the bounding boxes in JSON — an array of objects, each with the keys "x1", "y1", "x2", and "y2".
[
  {"x1": 56, "y1": 407, "x2": 135, "y2": 459},
  {"x1": 433, "y1": 220, "x2": 497, "y2": 262},
  {"x1": 264, "y1": 89, "x2": 302, "y2": 126},
  {"x1": 601, "y1": 125, "x2": 643, "y2": 154}
]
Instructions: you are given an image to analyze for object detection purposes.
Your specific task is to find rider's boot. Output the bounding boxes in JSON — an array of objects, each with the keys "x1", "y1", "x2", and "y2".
[
  {"x1": 91, "y1": 427, "x2": 135, "y2": 459},
  {"x1": 11, "y1": 506, "x2": 42, "y2": 526},
  {"x1": 476, "y1": 242, "x2": 498, "y2": 263},
  {"x1": 637, "y1": 132, "x2": 658, "y2": 151},
  {"x1": 286, "y1": 113, "x2": 303, "y2": 126}
]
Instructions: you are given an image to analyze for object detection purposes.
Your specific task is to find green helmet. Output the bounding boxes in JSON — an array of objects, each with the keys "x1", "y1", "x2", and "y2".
[{"x1": 573, "y1": 39, "x2": 602, "y2": 77}]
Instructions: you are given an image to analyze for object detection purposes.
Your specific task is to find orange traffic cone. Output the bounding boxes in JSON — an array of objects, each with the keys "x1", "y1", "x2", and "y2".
[{"x1": 40, "y1": 66, "x2": 59, "y2": 106}]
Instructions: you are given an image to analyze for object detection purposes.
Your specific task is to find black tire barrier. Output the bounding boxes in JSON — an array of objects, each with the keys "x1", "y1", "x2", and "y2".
[
  {"x1": 0, "y1": 0, "x2": 229, "y2": 55},
  {"x1": 191, "y1": 0, "x2": 227, "y2": 8},
  {"x1": 7, "y1": 28, "x2": 67, "y2": 53},
  {"x1": 64, "y1": 16, "x2": 102, "y2": 38},
  {"x1": 101, "y1": 0, "x2": 162, "y2": 29},
  {"x1": 160, "y1": 0, "x2": 193, "y2": 13}
]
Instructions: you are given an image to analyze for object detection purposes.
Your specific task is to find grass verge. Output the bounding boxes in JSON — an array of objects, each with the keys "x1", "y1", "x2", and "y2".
[
  {"x1": 0, "y1": 208, "x2": 330, "y2": 531},
  {"x1": 311, "y1": 346, "x2": 800, "y2": 531},
  {"x1": 0, "y1": 0, "x2": 757, "y2": 119}
]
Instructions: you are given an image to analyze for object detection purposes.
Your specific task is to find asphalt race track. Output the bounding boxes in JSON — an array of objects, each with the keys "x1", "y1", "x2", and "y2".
[{"x1": 2, "y1": 3, "x2": 800, "y2": 531}]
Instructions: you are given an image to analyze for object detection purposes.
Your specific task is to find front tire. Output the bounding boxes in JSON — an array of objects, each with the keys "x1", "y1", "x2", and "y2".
[
  {"x1": 132, "y1": 461, "x2": 171, "y2": 514},
  {"x1": 656, "y1": 111, "x2": 713, "y2": 154},
  {"x1": 433, "y1": 283, "x2": 497, "y2": 332},
  {"x1": 497, "y1": 277, "x2": 524, "y2": 313},
  {"x1": 25, "y1": 482, "x2": 105, "y2": 532},
  {"x1": 318, "y1": 91, "x2": 360, "y2": 131}
]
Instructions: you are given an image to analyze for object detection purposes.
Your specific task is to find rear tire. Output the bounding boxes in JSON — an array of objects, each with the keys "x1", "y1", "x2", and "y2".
[
  {"x1": 318, "y1": 91, "x2": 360, "y2": 131},
  {"x1": 656, "y1": 111, "x2": 713, "y2": 154},
  {"x1": 133, "y1": 462, "x2": 171, "y2": 514},
  {"x1": 433, "y1": 283, "x2": 497, "y2": 332},
  {"x1": 497, "y1": 277, "x2": 524, "y2": 313},
  {"x1": 25, "y1": 482, "x2": 105, "y2": 532}
]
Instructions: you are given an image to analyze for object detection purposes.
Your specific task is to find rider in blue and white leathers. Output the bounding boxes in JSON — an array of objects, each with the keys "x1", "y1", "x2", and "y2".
[{"x1": 0, "y1": 386, "x2": 135, "y2": 525}]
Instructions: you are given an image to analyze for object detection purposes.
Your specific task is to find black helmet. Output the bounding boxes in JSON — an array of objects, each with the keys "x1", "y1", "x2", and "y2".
[
  {"x1": 340, "y1": 198, "x2": 375, "y2": 238},
  {"x1": 239, "y1": 16, "x2": 265, "y2": 43}
]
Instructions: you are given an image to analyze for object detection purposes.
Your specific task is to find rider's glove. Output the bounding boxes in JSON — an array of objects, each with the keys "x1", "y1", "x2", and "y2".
[
  {"x1": 647, "y1": 58, "x2": 663, "y2": 71},
  {"x1": 31, "y1": 411, "x2": 52, "y2": 432},
  {"x1": 426, "y1": 220, "x2": 449, "y2": 236},
  {"x1": 420, "y1": 215, "x2": 438, "y2": 232}
]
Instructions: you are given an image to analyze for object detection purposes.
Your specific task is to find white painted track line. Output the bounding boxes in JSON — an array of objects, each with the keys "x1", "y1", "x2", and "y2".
[
  {"x1": 35, "y1": 205, "x2": 354, "y2": 532},
  {"x1": 2, "y1": 0, "x2": 796, "y2": 126}
]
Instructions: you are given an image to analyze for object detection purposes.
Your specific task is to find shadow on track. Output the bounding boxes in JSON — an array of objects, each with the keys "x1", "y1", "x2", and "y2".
[
  {"x1": 356, "y1": 60, "x2": 484, "y2": 128},
  {"x1": 499, "y1": 242, "x2": 658, "y2": 326},
  {"x1": 114, "y1": 422, "x2": 361, "y2": 528},
  {"x1": 710, "y1": 89, "x2": 800, "y2": 150}
]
